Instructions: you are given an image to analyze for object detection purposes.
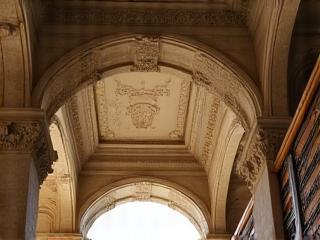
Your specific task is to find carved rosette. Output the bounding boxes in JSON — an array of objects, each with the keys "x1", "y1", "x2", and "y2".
[
  {"x1": 0, "y1": 121, "x2": 57, "y2": 184},
  {"x1": 131, "y1": 37, "x2": 160, "y2": 72},
  {"x1": 236, "y1": 118, "x2": 289, "y2": 191}
]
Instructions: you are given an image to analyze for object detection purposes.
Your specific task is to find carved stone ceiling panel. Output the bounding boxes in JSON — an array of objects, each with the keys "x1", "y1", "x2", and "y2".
[{"x1": 95, "y1": 72, "x2": 191, "y2": 142}]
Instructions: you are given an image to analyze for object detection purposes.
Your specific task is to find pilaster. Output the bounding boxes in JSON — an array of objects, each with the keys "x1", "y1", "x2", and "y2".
[
  {"x1": 236, "y1": 117, "x2": 290, "y2": 240},
  {"x1": 0, "y1": 108, "x2": 57, "y2": 240}
]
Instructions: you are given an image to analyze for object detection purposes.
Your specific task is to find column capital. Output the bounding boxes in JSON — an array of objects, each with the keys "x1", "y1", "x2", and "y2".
[
  {"x1": 236, "y1": 116, "x2": 291, "y2": 191},
  {"x1": 0, "y1": 108, "x2": 57, "y2": 184}
]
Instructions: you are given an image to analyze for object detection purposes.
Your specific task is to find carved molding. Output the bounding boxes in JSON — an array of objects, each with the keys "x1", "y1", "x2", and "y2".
[
  {"x1": 192, "y1": 53, "x2": 249, "y2": 129},
  {"x1": 44, "y1": 52, "x2": 101, "y2": 118},
  {"x1": 200, "y1": 95, "x2": 220, "y2": 167},
  {"x1": 80, "y1": 179, "x2": 210, "y2": 238},
  {"x1": 131, "y1": 37, "x2": 160, "y2": 72},
  {"x1": 0, "y1": 120, "x2": 57, "y2": 184},
  {"x1": 236, "y1": 118, "x2": 290, "y2": 191},
  {"x1": 169, "y1": 79, "x2": 190, "y2": 139},
  {"x1": 43, "y1": 5, "x2": 247, "y2": 27},
  {"x1": 67, "y1": 95, "x2": 85, "y2": 162}
]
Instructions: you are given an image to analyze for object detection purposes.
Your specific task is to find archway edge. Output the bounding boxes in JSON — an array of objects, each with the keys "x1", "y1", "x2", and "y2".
[
  {"x1": 78, "y1": 176, "x2": 212, "y2": 238},
  {"x1": 33, "y1": 34, "x2": 262, "y2": 126}
]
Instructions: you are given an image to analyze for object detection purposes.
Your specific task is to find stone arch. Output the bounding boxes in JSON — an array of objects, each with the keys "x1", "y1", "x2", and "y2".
[
  {"x1": 32, "y1": 34, "x2": 262, "y2": 128},
  {"x1": 78, "y1": 177, "x2": 211, "y2": 239},
  {"x1": 32, "y1": 34, "x2": 264, "y2": 235}
]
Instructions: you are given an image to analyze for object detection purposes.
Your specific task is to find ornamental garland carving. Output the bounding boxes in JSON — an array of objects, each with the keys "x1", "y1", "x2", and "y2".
[
  {"x1": 0, "y1": 121, "x2": 56, "y2": 184},
  {"x1": 43, "y1": 6, "x2": 247, "y2": 27},
  {"x1": 131, "y1": 37, "x2": 160, "y2": 72}
]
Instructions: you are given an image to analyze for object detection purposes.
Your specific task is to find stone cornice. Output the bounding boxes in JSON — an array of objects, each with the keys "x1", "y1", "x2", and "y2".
[
  {"x1": 42, "y1": 4, "x2": 247, "y2": 27},
  {"x1": 236, "y1": 117, "x2": 291, "y2": 191},
  {"x1": 0, "y1": 109, "x2": 57, "y2": 184}
]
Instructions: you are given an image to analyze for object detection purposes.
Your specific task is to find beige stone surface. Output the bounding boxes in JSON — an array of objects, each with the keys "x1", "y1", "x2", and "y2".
[
  {"x1": 253, "y1": 162, "x2": 284, "y2": 240},
  {"x1": 0, "y1": 0, "x2": 313, "y2": 239}
]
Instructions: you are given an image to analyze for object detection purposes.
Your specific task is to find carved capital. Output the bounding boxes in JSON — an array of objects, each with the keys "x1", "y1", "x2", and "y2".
[
  {"x1": 0, "y1": 110, "x2": 57, "y2": 184},
  {"x1": 131, "y1": 36, "x2": 160, "y2": 72},
  {"x1": 236, "y1": 117, "x2": 290, "y2": 191}
]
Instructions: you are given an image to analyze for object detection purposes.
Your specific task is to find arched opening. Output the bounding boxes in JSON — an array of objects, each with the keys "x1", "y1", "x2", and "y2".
[
  {"x1": 87, "y1": 201, "x2": 201, "y2": 240},
  {"x1": 36, "y1": 117, "x2": 77, "y2": 237},
  {"x1": 79, "y1": 179, "x2": 210, "y2": 239},
  {"x1": 33, "y1": 35, "x2": 263, "y2": 236}
]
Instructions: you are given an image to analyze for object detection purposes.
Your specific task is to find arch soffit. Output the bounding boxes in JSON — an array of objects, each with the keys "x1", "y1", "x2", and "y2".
[
  {"x1": 79, "y1": 177, "x2": 211, "y2": 238},
  {"x1": 33, "y1": 35, "x2": 262, "y2": 129}
]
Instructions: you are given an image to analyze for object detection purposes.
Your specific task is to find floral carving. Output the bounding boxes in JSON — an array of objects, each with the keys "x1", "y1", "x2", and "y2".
[
  {"x1": 236, "y1": 128, "x2": 267, "y2": 191},
  {"x1": 236, "y1": 119, "x2": 289, "y2": 191},
  {"x1": 169, "y1": 80, "x2": 190, "y2": 140},
  {"x1": 201, "y1": 95, "x2": 220, "y2": 166},
  {"x1": 43, "y1": 5, "x2": 247, "y2": 27},
  {"x1": 115, "y1": 79, "x2": 170, "y2": 129},
  {"x1": 0, "y1": 121, "x2": 56, "y2": 184},
  {"x1": 95, "y1": 80, "x2": 116, "y2": 139},
  {"x1": 131, "y1": 37, "x2": 160, "y2": 72}
]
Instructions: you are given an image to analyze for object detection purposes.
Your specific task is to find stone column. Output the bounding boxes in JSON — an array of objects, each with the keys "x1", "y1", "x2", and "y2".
[
  {"x1": 236, "y1": 117, "x2": 290, "y2": 240},
  {"x1": 0, "y1": 109, "x2": 56, "y2": 240}
]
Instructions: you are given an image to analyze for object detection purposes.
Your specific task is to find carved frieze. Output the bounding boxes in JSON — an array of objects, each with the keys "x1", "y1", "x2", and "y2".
[
  {"x1": 67, "y1": 95, "x2": 85, "y2": 161},
  {"x1": 95, "y1": 80, "x2": 115, "y2": 139},
  {"x1": 169, "y1": 80, "x2": 190, "y2": 139},
  {"x1": 0, "y1": 120, "x2": 56, "y2": 184},
  {"x1": 200, "y1": 95, "x2": 220, "y2": 167},
  {"x1": 43, "y1": 6, "x2": 247, "y2": 27},
  {"x1": 131, "y1": 37, "x2": 160, "y2": 72}
]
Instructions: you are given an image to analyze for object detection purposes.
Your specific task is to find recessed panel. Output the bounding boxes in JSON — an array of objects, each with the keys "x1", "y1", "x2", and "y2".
[{"x1": 95, "y1": 72, "x2": 190, "y2": 141}]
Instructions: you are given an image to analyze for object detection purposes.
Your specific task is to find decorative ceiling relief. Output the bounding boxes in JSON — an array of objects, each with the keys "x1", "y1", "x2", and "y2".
[
  {"x1": 115, "y1": 79, "x2": 170, "y2": 129},
  {"x1": 94, "y1": 72, "x2": 190, "y2": 141},
  {"x1": 131, "y1": 37, "x2": 160, "y2": 72}
]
